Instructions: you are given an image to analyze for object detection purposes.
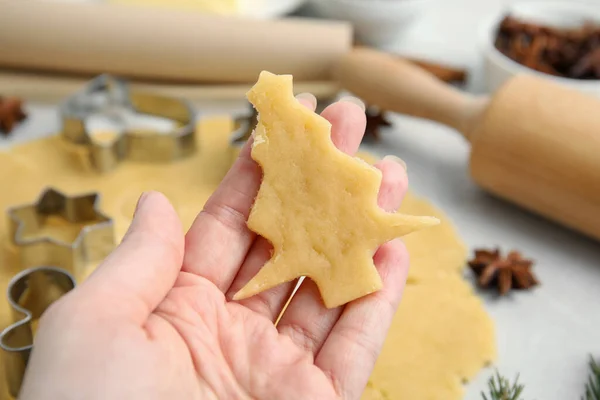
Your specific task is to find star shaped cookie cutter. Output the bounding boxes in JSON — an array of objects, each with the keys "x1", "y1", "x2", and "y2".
[
  {"x1": 6, "y1": 187, "x2": 116, "y2": 278},
  {"x1": 59, "y1": 74, "x2": 197, "y2": 172},
  {"x1": 0, "y1": 266, "x2": 76, "y2": 397}
]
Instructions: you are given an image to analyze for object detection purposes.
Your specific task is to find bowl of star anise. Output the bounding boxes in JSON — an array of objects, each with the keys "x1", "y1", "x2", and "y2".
[{"x1": 478, "y1": 0, "x2": 600, "y2": 96}]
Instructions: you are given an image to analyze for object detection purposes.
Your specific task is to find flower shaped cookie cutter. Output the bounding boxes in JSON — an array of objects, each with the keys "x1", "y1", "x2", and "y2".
[{"x1": 59, "y1": 74, "x2": 198, "y2": 172}]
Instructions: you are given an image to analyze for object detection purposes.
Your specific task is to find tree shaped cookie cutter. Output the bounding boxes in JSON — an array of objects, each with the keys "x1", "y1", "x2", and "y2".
[
  {"x1": 0, "y1": 266, "x2": 76, "y2": 397},
  {"x1": 6, "y1": 187, "x2": 116, "y2": 279},
  {"x1": 59, "y1": 74, "x2": 197, "y2": 172}
]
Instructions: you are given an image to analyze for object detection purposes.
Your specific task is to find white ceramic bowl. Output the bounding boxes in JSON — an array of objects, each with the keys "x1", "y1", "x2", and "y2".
[
  {"x1": 479, "y1": 0, "x2": 600, "y2": 97},
  {"x1": 307, "y1": 0, "x2": 425, "y2": 47},
  {"x1": 240, "y1": 0, "x2": 307, "y2": 18}
]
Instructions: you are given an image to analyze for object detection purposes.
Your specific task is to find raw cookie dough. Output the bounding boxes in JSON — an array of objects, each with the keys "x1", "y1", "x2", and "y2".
[
  {"x1": 399, "y1": 193, "x2": 469, "y2": 282},
  {"x1": 233, "y1": 71, "x2": 439, "y2": 308},
  {"x1": 363, "y1": 275, "x2": 496, "y2": 400},
  {"x1": 0, "y1": 114, "x2": 495, "y2": 400}
]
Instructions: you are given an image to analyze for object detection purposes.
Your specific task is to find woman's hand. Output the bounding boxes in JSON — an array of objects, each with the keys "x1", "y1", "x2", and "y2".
[{"x1": 19, "y1": 95, "x2": 410, "y2": 400}]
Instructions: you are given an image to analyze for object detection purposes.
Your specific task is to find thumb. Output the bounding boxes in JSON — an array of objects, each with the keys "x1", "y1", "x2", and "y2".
[{"x1": 81, "y1": 191, "x2": 185, "y2": 323}]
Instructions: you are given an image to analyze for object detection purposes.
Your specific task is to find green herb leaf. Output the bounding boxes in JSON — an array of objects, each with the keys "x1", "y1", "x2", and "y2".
[
  {"x1": 481, "y1": 370, "x2": 525, "y2": 400},
  {"x1": 582, "y1": 355, "x2": 600, "y2": 400}
]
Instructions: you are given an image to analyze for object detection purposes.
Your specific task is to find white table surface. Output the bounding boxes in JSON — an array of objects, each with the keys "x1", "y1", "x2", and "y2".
[{"x1": 2, "y1": 1, "x2": 600, "y2": 399}]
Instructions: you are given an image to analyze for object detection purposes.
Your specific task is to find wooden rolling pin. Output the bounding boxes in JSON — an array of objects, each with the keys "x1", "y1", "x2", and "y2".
[
  {"x1": 0, "y1": 57, "x2": 460, "y2": 104},
  {"x1": 335, "y1": 47, "x2": 600, "y2": 241},
  {"x1": 0, "y1": 1, "x2": 351, "y2": 83}
]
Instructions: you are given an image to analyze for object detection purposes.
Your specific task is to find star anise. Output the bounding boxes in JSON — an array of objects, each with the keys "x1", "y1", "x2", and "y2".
[
  {"x1": 364, "y1": 106, "x2": 391, "y2": 142},
  {"x1": 468, "y1": 248, "x2": 539, "y2": 295},
  {"x1": 570, "y1": 48, "x2": 600, "y2": 79},
  {"x1": 0, "y1": 96, "x2": 27, "y2": 136},
  {"x1": 494, "y1": 15, "x2": 600, "y2": 80}
]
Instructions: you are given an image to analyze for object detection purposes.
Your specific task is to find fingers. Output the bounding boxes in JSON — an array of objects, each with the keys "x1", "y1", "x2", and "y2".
[
  {"x1": 226, "y1": 96, "x2": 367, "y2": 321},
  {"x1": 376, "y1": 156, "x2": 409, "y2": 210},
  {"x1": 79, "y1": 191, "x2": 185, "y2": 324},
  {"x1": 295, "y1": 92, "x2": 318, "y2": 109},
  {"x1": 276, "y1": 157, "x2": 408, "y2": 355},
  {"x1": 313, "y1": 157, "x2": 410, "y2": 398},
  {"x1": 225, "y1": 237, "x2": 299, "y2": 318},
  {"x1": 181, "y1": 137, "x2": 260, "y2": 291},
  {"x1": 314, "y1": 159, "x2": 410, "y2": 399},
  {"x1": 181, "y1": 95, "x2": 317, "y2": 292},
  {"x1": 316, "y1": 239, "x2": 409, "y2": 399},
  {"x1": 276, "y1": 278, "x2": 342, "y2": 356},
  {"x1": 321, "y1": 96, "x2": 366, "y2": 153}
]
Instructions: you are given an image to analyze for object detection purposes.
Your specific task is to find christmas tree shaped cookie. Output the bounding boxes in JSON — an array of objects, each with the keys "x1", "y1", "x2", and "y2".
[{"x1": 233, "y1": 71, "x2": 440, "y2": 308}]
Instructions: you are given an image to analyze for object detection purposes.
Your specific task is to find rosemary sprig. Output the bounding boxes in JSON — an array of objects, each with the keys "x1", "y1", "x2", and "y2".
[
  {"x1": 481, "y1": 370, "x2": 525, "y2": 400},
  {"x1": 582, "y1": 355, "x2": 600, "y2": 400},
  {"x1": 480, "y1": 355, "x2": 599, "y2": 400}
]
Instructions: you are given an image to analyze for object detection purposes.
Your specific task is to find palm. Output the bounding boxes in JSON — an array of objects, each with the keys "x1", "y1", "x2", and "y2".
[
  {"x1": 150, "y1": 272, "x2": 338, "y2": 399},
  {"x1": 20, "y1": 97, "x2": 410, "y2": 400}
]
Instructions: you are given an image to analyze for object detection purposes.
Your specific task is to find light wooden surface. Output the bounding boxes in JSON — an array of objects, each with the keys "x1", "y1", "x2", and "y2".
[
  {"x1": 335, "y1": 47, "x2": 600, "y2": 243},
  {"x1": 0, "y1": 70, "x2": 339, "y2": 104}
]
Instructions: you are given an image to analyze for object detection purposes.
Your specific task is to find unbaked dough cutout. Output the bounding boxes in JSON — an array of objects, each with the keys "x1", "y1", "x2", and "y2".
[{"x1": 233, "y1": 71, "x2": 440, "y2": 308}]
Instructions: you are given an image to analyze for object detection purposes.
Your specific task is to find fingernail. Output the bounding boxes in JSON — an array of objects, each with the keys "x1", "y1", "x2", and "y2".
[
  {"x1": 338, "y1": 96, "x2": 366, "y2": 111},
  {"x1": 295, "y1": 92, "x2": 317, "y2": 109},
  {"x1": 133, "y1": 192, "x2": 151, "y2": 217},
  {"x1": 383, "y1": 155, "x2": 407, "y2": 172}
]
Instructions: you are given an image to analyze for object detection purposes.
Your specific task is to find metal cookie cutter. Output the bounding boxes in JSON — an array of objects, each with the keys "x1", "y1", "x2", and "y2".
[
  {"x1": 0, "y1": 266, "x2": 76, "y2": 397},
  {"x1": 6, "y1": 187, "x2": 116, "y2": 278},
  {"x1": 228, "y1": 96, "x2": 338, "y2": 164},
  {"x1": 59, "y1": 74, "x2": 197, "y2": 172},
  {"x1": 229, "y1": 103, "x2": 258, "y2": 164}
]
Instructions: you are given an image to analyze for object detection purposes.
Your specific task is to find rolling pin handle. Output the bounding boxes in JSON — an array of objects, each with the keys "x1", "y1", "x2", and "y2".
[{"x1": 334, "y1": 47, "x2": 488, "y2": 141}]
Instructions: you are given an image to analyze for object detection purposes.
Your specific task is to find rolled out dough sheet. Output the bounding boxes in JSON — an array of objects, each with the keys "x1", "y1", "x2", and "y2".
[
  {"x1": 0, "y1": 116, "x2": 495, "y2": 400},
  {"x1": 364, "y1": 274, "x2": 496, "y2": 399}
]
